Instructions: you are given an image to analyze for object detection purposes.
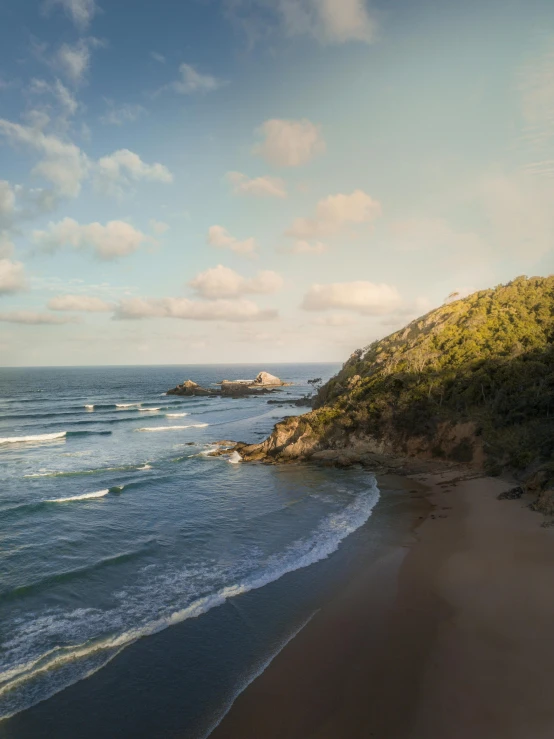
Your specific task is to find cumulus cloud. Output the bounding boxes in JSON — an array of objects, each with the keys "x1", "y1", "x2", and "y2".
[
  {"x1": 0, "y1": 118, "x2": 89, "y2": 197},
  {"x1": 230, "y1": 0, "x2": 376, "y2": 46},
  {"x1": 95, "y1": 149, "x2": 173, "y2": 195},
  {"x1": 33, "y1": 218, "x2": 148, "y2": 260},
  {"x1": 0, "y1": 310, "x2": 80, "y2": 324},
  {"x1": 56, "y1": 38, "x2": 102, "y2": 85},
  {"x1": 0, "y1": 259, "x2": 27, "y2": 295},
  {"x1": 47, "y1": 294, "x2": 113, "y2": 311},
  {"x1": 301, "y1": 281, "x2": 401, "y2": 315},
  {"x1": 286, "y1": 190, "x2": 382, "y2": 243},
  {"x1": 45, "y1": 0, "x2": 98, "y2": 29},
  {"x1": 28, "y1": 78, "x2": 79, "y2": 118},
  {"x1": 0, "y1": 118, "x2": 171, "y2": 201},
  {"x1": 114, "y1": 297, "x2": 277, "y2": 322},
  {"x1": 253, "y1": 118, "x2": 325, "y2": 167},
  {"x1": 189, "y1": 265, "x2": 283, "y2": 299},
  {"x1": 226, "y1": 171, "x2": 287, "y2": 198},
  {"x1": 100, "y1": 102, "x2": 146, "y2": 126},
  {"x1": 207, "y1": 225, "x2": 257, "y2": 257},
  {"x1": 165, "y1": 63, "x2": 224, "y2": 94}
]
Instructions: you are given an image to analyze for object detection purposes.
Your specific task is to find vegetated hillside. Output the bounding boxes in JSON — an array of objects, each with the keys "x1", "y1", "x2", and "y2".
[{"x1": 239, "y1": 276, "x2": 554, "y2": 513}]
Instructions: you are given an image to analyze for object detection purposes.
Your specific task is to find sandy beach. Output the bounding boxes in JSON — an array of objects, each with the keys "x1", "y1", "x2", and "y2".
[{"x1": 210, "y1": 468, "x2": 554, "y2": 739}]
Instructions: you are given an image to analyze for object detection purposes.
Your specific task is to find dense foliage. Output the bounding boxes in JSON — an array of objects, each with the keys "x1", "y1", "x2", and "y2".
[{"x1": 314, "y1": 276, "x2": 554, "y2": 477}]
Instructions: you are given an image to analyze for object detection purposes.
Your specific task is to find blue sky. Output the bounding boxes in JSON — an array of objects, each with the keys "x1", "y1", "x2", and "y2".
[{"x1": 1, "y1": 0, "x2": 554, "y2": 366}]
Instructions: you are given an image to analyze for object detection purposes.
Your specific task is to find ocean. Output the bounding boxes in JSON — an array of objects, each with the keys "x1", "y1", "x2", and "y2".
[{"x1": 0, "y1": 364, "x2": 382, "y2": 738}]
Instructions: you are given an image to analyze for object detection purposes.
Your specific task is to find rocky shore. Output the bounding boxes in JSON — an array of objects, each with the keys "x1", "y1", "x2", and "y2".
[{"x1": 166, "y1": 371, "x2": 292, "y2": 398}]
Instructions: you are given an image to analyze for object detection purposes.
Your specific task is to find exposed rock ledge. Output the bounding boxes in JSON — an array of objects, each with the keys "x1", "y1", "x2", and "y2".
[{"x1": 166, "y1": 371, "x2": 291, "y2": 398}]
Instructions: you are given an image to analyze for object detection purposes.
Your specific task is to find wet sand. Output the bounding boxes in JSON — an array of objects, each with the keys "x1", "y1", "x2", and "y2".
[{"x1": 210, "y1": 469, "x2": 554, "y2": 739}]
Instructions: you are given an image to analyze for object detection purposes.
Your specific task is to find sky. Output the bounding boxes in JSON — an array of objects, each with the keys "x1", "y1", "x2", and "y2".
[{"x1": 1, "y1": 0, "x2": 554, "y2": 366}]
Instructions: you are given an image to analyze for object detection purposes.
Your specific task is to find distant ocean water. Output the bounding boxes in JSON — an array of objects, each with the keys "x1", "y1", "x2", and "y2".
[{"x1": 0, "y1": 364, "x2": 381, "y2": 736}]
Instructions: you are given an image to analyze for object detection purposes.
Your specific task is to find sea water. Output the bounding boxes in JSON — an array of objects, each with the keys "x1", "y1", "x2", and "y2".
[{"x1": 0, "y1": 364, "x2": 380, "y2": 736}]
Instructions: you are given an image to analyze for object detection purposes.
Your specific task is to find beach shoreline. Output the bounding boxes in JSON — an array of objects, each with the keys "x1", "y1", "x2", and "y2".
[{"x1": 209, "y1": 466, "x2": 554, "y2": 739}]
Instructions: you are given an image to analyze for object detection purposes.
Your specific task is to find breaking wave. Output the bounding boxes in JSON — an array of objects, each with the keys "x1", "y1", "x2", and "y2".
[
  {"x1": 0, "y1": 432, "x2": 66, "y2": 446},
  {"x1": 0, "y1": 479, "x2": 379, "y2": 720},
  {"x1": 46, "y1": 489, "x2": 110, "y2": 503}
]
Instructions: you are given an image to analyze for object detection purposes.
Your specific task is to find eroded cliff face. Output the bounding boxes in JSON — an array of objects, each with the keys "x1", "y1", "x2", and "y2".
[{"x1": 235, "y1": 409, "x2": 485, "y2": 471}]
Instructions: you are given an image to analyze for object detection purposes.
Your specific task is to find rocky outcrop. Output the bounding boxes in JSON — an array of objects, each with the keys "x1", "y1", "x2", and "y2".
[
  {"x1": 167, "y1": 380, "x2": 215, "y2": 397},
  {"x1": 166, "y1": 371, "x2": 291, "y2": 398},
  {"x1": 253, "y1": 371, "x2": 283, "y2": 386}
]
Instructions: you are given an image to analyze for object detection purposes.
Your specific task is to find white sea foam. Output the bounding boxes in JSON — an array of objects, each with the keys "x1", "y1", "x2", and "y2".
[
  {"x1": 228, "y1": 451, "x2": 242, "y2": 464},
  {"x1": 135, "y1": 424, "x2": 208, "y2": 432},
  {"x1": 115, "y1": 403, "x2": 141, "y2": 409},
  {"x1": 0, "y1": 478, "x2": 379, "y2": 722},
  {"x1": 137, "y1": 464, "x2": 152, "y2": 470},
  {"x1": 165, "y1": 413, "x2": 188, "y2": 418},
  {"x1": 46, "y1": 489, "x2": 110, "y2": 503},
  {"x1": 138, "y1": 407, "x2": 160, "y2": 412},
  {"x1": 0, "y1": 432, "x2": 66, "y2": 446},
  {"x1": 84, "y1": 405, "x2": 94, "y2": 411}
]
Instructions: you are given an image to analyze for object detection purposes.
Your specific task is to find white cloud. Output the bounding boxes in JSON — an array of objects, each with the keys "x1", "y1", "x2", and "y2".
[
  {"x1": 286, "y1": 190, "x2": 382, "y2": 241},
  {"x1": 302, "y1": 281, "x2": 401, "y2": 315},
  {"x1": 226, "y1": 171, "x2": 287, "y2": 198},
  {"x1": 189, "y1": 264, "x2": 283, "y2": 299},
  {"x1": 47, "y1": 294, "x2": 113, "y2": 311},
  {"x1": 150, "y1": 52, "x2": 166, "y2": 64},
  {"x1": 253, "y1": 118, "x2": 325, "y2": 167},
  {"x1": 166, "y1": 63, "x2": 224, "y2": 94},
  {"x1": 207, "y1": 225, "x2": 257, "y2": 257},
  {"x1": 100, "y1": 102, "x2": 146, "y2": 126},
  {"x1": 45, "y1": 0, "x2": 98, "y2": 29},
  {"x1": 95, "y1": 149, "x2": 173, "y2": 195},
  {"x1": 114, "y1": 297, "x2": 277, "y2": 322},
  {"x1": 0, "y1": 118, "x2": 89, "y2": 197},
  {"x1": 149, "y1": 219, "x2": 170, "y2": 234},
  {"x1": 0, "y1": 259, "x2": 27, "y2": 295},
  {"x1": 33, "y1": 218, "x2": 148, "y2": 260},
  {"x1": 0, "y1": 118, "x2": 172, "y2": 201},
  {"x1": 230, "y1": 0, "x2": 376, "y2": 46},
  {"x1": 56, "y1": 38, "x2": 101, "y2": 84},
  {"x1": 0, "y1": 310, "x2": 79, "y2": 324},
  {"x1": 312, "y1": 0, "x2": 376, "y2": 44},
  {"x1": 28, "y1": 78, "x2": 79, "y2": 118}
]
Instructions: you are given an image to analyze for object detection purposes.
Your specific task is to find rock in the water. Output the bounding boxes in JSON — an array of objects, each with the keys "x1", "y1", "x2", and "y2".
[
  {"x1": 166, "y1": 370, "x2": 291, "y2": 397},
  {"x1": 254, "y1": 371, "x2": 283, "y2": 386}
]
